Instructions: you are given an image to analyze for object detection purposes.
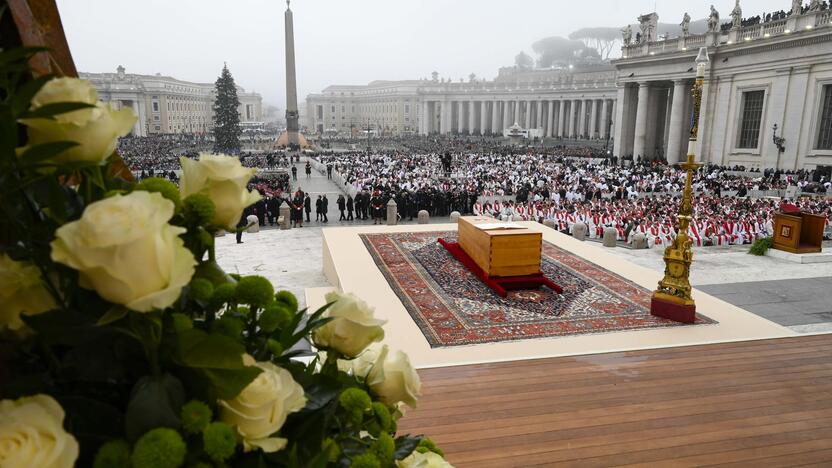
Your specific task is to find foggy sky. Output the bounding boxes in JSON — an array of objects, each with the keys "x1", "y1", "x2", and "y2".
[{"x1": 56, "y1": 0, "x2": 789, "y2": 108}]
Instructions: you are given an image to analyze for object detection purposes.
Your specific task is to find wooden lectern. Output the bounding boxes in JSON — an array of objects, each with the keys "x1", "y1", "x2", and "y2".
[{"x1": 772, "y1": 212, "x2": 825, "y2": 254}]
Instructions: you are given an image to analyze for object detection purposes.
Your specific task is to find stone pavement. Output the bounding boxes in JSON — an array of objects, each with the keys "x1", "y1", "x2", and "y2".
[
  {"x1": 697, "y1": 277, "x2": 832, "y2": 333},
  {"x1": 218, "y1": 208, "x2": 832, "y2": 335}
]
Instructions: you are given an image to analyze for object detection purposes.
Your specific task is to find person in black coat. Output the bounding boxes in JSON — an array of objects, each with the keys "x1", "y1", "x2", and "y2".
[
  {"x1": 315, "y1": 195, "x2": 323, "y2": 221},
  {"x1": 304, "y1": 194, "x2": 312, "y2": 222},
  {"x1": 321, "y1": 194, "x2": 329, "y2": 222},
  {"x1": 236, "y1": 206, "x2": 253, "y2": 243},
  {"x1": 337, "y1": 195, "x2": 346, "y2": 221},
  {"x1": 346, "y1": 195, "x2": 354, "y2": 221}
]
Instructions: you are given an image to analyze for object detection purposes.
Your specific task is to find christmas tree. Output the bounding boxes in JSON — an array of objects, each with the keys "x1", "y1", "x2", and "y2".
[{"x1": 212, "y1": 63, "x2": 241, "y2": 153}]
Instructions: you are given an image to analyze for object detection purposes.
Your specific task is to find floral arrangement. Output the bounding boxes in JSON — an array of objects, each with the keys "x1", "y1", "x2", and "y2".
[{"x1": 0, "y1": 48, "x2": 451, "y2": 467}]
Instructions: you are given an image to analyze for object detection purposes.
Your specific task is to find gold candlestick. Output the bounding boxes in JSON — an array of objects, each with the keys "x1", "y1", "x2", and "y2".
[{"x1": 650, "y1": 47, "x2": 708, "y2": 323}]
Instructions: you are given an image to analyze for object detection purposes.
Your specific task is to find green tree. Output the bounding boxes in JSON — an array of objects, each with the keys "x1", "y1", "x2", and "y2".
[{"x1": 212, "y1": 64, "x2": 241, "y2": 153}]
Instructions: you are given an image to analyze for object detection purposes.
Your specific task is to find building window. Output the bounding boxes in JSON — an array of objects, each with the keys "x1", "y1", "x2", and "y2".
[
  {"x1": 817, "y1": 85, "x2": 832, "y2": 150},
  {"x1": 331, "y1": 105, "x2": 336, "y2": 113},
  {"x1": 738, "y1": 90, "x2": 765, "y2": 149},
  {"x1": 152, "y1": 102, "x2": 159, "y2": 112}
]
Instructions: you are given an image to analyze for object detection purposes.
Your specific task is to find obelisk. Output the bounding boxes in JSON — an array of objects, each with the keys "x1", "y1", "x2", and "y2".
[{"x1": 284, "y1": 0, "x2": 299, "y2": 147}]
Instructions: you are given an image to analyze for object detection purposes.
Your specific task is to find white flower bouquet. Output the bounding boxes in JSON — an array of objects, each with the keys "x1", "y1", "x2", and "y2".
[{"x1": 0, "y1": 48, "x2": 450, "y2": 467}]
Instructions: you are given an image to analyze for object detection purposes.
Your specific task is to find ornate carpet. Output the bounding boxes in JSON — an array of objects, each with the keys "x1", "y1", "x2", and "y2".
[{"x1": 360, "y1": 231, "x2": 716, "y2": 347}]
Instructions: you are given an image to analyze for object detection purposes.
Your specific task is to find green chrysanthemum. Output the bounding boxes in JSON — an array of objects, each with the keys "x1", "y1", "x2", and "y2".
[
  {"x1": 189, "y1": 278, "x2": 214, "y2": 303},
  {"x1": 181, "y1": 400, "x2": 212, "y2": 435},
  {"x1": 372, "y1": 402, "x2": 392, "y2": 431},
  {"x1": 259, "y1": 303, "x2": 293, "y2": 332},
  {"x1": 209, "y1": 283, "x2": 236, "y2": 309},
  {"x1": 130, "y1": 428, "x2": 186, "y2": 468},
  {"x1": 372, "y1": 432, "x2": 395, "y2": 463},
  {"x1": 339, "y1": 388, "x2": 372, "y2": 414},
  {"x1": 321, "y1": 438, "x2": 341, "y2": 463},
  {"x1": 203, "y1": 422, "x2": 237, "y2": 463},
  {"x1": 416, "y1": 436, "x2": 444, "y2": 456},
  {"x1": 92, "y1": 439, "x2": 130, "y2": 468},
  {"x1": 235, "y1": 276, "x2": 274, "y2": 308},
  {"x1": 136, "y1": 177, "x2": 181, "y2": 208},
  {"x1": 274, "y1": 290, "x2": 298, "y2": 312},
  {"x1": 182, "y1": 193, "x2": 216, "y2": 226},
  {"x1": 350, "y1": 452, "x2": 381, "y2": 468},
  {"x1": 212, "y1": 316, "x2": 244, "y2": 339}
]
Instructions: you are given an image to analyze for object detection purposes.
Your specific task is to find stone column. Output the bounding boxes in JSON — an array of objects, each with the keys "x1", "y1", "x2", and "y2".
[
  {"x1": 386, "y1": 199, "x2": 397, "y2": 225},
  {"x1": 457, "y1": 101, "x2": 465, "y2": 133},
  {"x1": 420, "y1": 101, "x2": 428, "y2": 135},
  {"x1": 513, "y1": 100, "x2": 521, "y2": 125},
  {"x1": 578, "y1": 100, "x2": 588, "y2": 138},
  {"x1": 590, "y1": 99, "x2": 599, "y2": 139},
  {"x1": 569, "y1": 99, "x2": 579, "y2": 138},
  {"x1": 633, "y1": 82, "x2": 651, "y2": 159},
  {"x1": 600, "y1": 99, "x2": 610, "y2": 140},
  {"x1": 557, "y1": 100, "x2": 567, "y2": 137},
  {"x1": 492, "y1": 101, "x2": 501, "y2": 134},
  {"x1": 503, "y1": 100, "x2": 511, "y2": 131},
  {"x1": 536, "y1": 101, "x2": 544, "y2": 130},
  {"x1": 479, "y1": 101, "x2": 488, "y2": 135},
  {"x1": 546, "y1": 100, "x2": 555, "y2": 137},
  {"x1": 443, "y1": 102, "x2": 453, "y2": 134},
  {"x1": 468, "y1": 101, "x2": 476, "y2": 134},
  {"x1": 666, "y1": 80, "x2": 688, "y2": 163},
  {"x1": 523, "y1": 100, "x2": 532, "y2": 128}
]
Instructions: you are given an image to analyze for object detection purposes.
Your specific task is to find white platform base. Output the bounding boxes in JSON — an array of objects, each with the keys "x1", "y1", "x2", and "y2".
[
  {"x1": 315, "y1": 223, "x2": 795, "y2": 369},
  {"x1": 765, "y1": 247, "x2": 832, "y2": 264}
]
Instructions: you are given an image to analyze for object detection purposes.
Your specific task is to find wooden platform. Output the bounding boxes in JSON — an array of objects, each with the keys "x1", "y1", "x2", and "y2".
[{"x1": 398, "y1": 335, "x2": 832, "y2": 466}]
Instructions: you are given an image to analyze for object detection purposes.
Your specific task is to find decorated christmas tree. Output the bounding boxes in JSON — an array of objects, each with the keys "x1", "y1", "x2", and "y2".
[{"x1": 212, "y1": 64, "x2": 241, "y2": 153}]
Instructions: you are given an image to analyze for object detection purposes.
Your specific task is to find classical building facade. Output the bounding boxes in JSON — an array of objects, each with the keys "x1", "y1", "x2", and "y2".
[
  {"x1": 81, "y1": 66, "x2": 263, "y2": 136},
  {"x1": 306, "y1": 2, "x2": 832, "y2": 170},
  {"x1": 614, "y1": 4, "x2": 832, "y2": 169}
]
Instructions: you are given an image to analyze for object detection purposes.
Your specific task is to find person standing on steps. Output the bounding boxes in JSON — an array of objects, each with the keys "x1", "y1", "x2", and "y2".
[
  {"x1": 346, "y1": 195, "x2": 354, "y2": 221},
  {"x1": 315, "y1": 195, "x2": 323, "y2": 222},
  {"x1": 337, "y1": 195, "x2": 346, "y2": 221},
  {"x1": 326, "y1": 163, "x2": 333, "y2": 180},
  {"x1": 304, "y1": 193, "x2": 312, "y2": 223},
  {"x1": 322, "y1": 194, "x2": 329, "y2": 223},
  {"x1": 291, "y1": 165, "x2": 297, "y2": 181},
  {"x1": 305, "y1": 161, "x2": 311, "y2": 179}
]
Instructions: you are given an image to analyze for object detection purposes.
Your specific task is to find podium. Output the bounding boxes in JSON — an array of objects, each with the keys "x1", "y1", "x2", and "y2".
[{"x1": 772, "y1": 212, "x2": 825, "y2": 254}]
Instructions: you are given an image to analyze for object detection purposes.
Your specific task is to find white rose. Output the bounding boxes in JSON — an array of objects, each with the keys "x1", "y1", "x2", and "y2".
[
  {"x1": 50, "y1": 191, "x2": 196, "y2": 312},
  {"x1": 0, "y1": 394, "x2": 79, "y2": 468},
  {"x1": 0, "y1": 254, "x2": 56, "y2": 333},
  {"x1": 19, "y1": 77, "x2": 136, "y2": 164},
  {"x1": 397, "y1": 451, "x2": 454, "y2": 468},
  {"x1": 367, "y1": 345, "x2": 421, "y2": 409},
  {"x1": 179, "y1": 154, "x2": 261, "y2": 229},
  {"x1": 337, "y1": 342, "x2": 384, "y2": 378},
  {"x1": 219, "y1": 357, "x2": 306, "y2": 453},
  {"x1": 312, "y1": 291, "x2": 386, "y2": 358}
]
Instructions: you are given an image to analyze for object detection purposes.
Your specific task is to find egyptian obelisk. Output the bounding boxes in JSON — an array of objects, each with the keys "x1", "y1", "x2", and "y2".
[{"x1": 283, "y1": 0, "x2": 299, "y2": 147}]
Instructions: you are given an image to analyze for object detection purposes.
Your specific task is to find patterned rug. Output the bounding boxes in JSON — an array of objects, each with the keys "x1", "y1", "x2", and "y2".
[{"x1": 360, "y1": 231, "x2": 716, "y2": 347}]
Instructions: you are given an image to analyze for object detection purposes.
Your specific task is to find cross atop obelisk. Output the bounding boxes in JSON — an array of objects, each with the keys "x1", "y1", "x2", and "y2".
[{"x1": 283, "y1": 0, "x2": 299, "y2": 147}]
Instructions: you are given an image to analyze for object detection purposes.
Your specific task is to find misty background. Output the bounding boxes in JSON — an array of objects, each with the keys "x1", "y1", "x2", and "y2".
[{"x1": 56, "y1": 0, "x2": 789, "y2": 109}]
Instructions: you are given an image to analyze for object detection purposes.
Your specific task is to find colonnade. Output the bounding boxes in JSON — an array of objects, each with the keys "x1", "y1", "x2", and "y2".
[
  {"x1": 613, "y1": 79, "x2": 694, "y2": 163},
  {"x1": 420, "y1": 97, "x2": 615, "y2": 140}
]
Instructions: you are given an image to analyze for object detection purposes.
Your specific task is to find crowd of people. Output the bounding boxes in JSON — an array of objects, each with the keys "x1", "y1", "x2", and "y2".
[{"x1": 313, "y1": 145, "x2": 831, "y2": 247}]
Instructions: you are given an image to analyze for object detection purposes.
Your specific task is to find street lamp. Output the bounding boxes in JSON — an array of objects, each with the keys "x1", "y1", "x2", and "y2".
[{"x1": 772, "y1": 123, "x2": 786, "y2": 153}]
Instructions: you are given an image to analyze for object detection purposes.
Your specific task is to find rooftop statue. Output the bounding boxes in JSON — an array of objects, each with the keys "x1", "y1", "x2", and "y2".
[
  {"x1": 707, "y1": 5, "x2": 720, "y2": 32},
  {"x1": 621, "y1": 24, "x2": 633, "y2": 45},
  {"x1": 681, "y1": 12, "x2": 691, "y2": 37},
  {"x1": 730, "y1": 0, "x2": 742, "y2": 29}
]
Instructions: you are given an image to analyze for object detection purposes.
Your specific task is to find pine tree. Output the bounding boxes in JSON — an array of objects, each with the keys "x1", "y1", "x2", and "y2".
[{"x1": 212, "y1": 64, "x2": 241, "y2": 153}]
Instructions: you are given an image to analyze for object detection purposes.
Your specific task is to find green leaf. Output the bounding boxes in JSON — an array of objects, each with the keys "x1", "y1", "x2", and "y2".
[
  {"x1": 393, "y1": 435, "x2": 423, "y2": 460},
  {"x1": 124, "y1": 374, "x2": 185, "y2": 442},
  {"x1": 11, "y1": 74, "x2": 54, "y2": 115},
  {"x1": 201, "y1": 366, "x2": 263, "y2": 400},
  {"x1": 175, "y1": 328, "x2": 247, "y2": 369},
  {"x1": 97, "y1": 305, "x2": 129, "y2": 326},
  {"x1": 18, "y1": 141, "x2": 79, "y2": 165},
  {"x1": 19, "y1": 101, "x2": 96, "y2": 120}
]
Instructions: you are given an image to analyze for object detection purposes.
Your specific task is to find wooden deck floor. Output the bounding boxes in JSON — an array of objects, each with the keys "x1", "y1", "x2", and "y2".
[{"x1": 398, "y1": 335, "x2": 832, "y2": 467}]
